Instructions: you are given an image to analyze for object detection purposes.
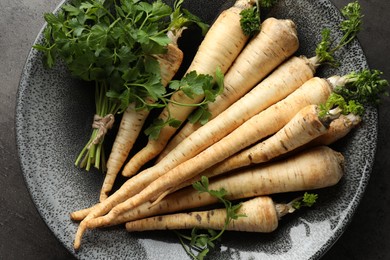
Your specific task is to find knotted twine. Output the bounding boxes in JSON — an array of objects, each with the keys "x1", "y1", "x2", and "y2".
[{"x1": 88, "y1": 114, "x2": 115, "y2": 149}]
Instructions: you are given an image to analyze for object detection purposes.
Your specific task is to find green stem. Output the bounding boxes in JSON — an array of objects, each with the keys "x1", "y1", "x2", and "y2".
[
  {"x1": 95, "y1": 82, "x2": 100, "y2": 114},
  {"x1": 75, "y1": 80, "x2": 118, "y2": 171},
  {"x1": 95, "y1": 142, "x2": 102, "y2": 170},
  {"x1": 168, "y1": 98, "x2": 209, "y2": 107},
  {"x1": 138, "y1": 13, "x2": 151, "y2": 31},
  {"x1": 74, "y1": 140, "x2": 90, "y2": 167}
]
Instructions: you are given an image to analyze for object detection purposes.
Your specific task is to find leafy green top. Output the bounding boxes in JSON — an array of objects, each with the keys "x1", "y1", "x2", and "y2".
[
  {"x1": 175, "y1": 176, "x2": 246, "y2": 260},
  {"x1": 239, "y1": 0, "x2": 278, "y2": 36},
  {"x1": 319, "y1": 69, "x2": 389, "y2": 119},
  {"x1": 273, "y1": 192, "x2": 318, "y2": 219},
  {"x1": 335, "y1": 69, "x2": 389, "y2": 105},
  {"x1": 34, "y1": 0, "x2": 209, "y2": 113},
  {"x1": 291, "y1": 192, "x2": 318, "y2": 210},
  {"x1": 318, "y1": 93, "x2": 364, "y2": 119}
]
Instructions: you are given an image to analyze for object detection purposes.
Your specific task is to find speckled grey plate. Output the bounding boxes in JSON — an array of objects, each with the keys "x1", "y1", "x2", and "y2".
[{"x1": 16, "y1": 0, "x2": 377, "y2": 259}]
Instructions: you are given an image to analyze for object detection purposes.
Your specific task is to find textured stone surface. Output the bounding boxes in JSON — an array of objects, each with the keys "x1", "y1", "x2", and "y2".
[{"x1": 1, "y1": 0, "x2": 389, "y2": 259}]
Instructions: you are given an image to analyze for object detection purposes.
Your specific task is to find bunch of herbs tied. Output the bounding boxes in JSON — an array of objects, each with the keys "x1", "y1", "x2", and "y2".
[{"x1": 34, "y1": 0, "x2": 211, "y2": 171}]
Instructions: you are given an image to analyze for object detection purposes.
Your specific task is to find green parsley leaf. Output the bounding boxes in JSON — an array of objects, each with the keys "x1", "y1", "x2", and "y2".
[
  {"x1": 145, "y1": 117, "x2": 182, "y2": 140},
  {"x1": 240, "y1": 7, "x2": 260, "y2": 36},
  {"x1": 337, "y1": 69, "x2": 389, "y2": 105},
  {"x1": 313, "y1": 1, "x2": 363, "y2": 67},
  {"x1": 315, "y1": 28, "x2": 338, "y2": 66},
  {"x1": 292, "y1": 192, "x2": 318, "y2": 209},
  {"x1": 188, "y1": 105, "x2": 211, "y2": 125}
]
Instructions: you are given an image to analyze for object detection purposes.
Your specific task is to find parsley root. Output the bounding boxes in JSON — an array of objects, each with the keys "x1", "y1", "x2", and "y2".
[
  {"x1": 126, "y1": 196, "x2": 278, "y2": 232},
  {"x1": 309, "y1": 113, "x2": 361, "y2": 147},
  {"x1": 100, "y1": 43, "x2": 184, "y2": 201},
  {"x1": 124, "y1": 194, "x2": 317, "y2": 233}
]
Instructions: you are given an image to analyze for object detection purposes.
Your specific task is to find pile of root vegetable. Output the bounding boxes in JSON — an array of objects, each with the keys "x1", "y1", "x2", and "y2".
[{"x1": 36, "y1": 0, "x2": 389, "y2": 258}]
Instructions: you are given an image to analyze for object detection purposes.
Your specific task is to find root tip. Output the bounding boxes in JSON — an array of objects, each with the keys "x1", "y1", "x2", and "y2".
[
  {"x1": 70, "y1": 212, "x2": 76, "y2": 220},
  {"x1": 73, "y1": 241, "x2": 81, "y2": 251},
  {"x1": 73, "y1": 221, "x2": 88, "y2": 251}
]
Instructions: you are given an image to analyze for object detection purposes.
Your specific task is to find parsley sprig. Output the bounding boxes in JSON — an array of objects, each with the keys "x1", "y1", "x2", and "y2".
[
  {"x1": 291, "y1": 192, "x2": 318, "y2": 210},
  {"x1": 318, "y1": 93, "x2": 364, "y2": 120},
  {"x1": 239, "y1": 0, "x2": 278, "y2": 36},
  {"x1": 175, "y1": 176, "x2": 246, "y2": 260},
  {"x1": 315, "y1": 1, "x2": 363, "y2": 66},
  {"x1": 276, "y1": 192, "x2": 318, "y2": 218}
]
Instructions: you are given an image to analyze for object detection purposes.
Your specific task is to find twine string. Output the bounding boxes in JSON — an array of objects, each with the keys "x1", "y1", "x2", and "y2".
[{"x1": 88, "y1": 114, "x2": 115, "y2": 149}]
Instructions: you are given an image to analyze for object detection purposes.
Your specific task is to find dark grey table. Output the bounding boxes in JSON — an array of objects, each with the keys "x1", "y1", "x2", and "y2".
[{"x1": 1, "y1": 0, "x2": 389, "y2": 259}]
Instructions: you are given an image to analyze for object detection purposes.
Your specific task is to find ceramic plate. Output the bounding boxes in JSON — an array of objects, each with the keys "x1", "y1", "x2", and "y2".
[{"x1": 16, "y1": 0, "x2": 377, "y2": 259}]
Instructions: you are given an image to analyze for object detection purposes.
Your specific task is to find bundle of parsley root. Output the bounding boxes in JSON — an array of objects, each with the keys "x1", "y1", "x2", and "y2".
[
  {"x1": 35, "y1": 0, "x2": 211, "y2": 172},
  {"x1": 35, "y1": 0, "x2": 390, "y2": 259}
]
